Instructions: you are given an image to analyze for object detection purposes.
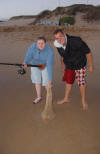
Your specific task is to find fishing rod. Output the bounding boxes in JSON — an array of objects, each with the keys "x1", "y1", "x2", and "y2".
[
  {"x1": 0, "y1": 62, "x2": 45, "y2": 75},
  {"x1": 0, "y1": 62, "x2": 42, "y2": 67}
]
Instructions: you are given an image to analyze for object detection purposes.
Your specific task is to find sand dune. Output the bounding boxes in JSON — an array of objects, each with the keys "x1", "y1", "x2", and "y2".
[{"x1": 0, "y1": 18, "x2": 35, "y2": 27}]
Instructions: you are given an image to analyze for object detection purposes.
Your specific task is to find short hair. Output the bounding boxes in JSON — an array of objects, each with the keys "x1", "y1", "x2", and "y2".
[
  {"x1": 53, "y1": 29, "x2": 64, "y2": 35},
  {"x1": 37, "y1": 36, "x2": 46, "y2": 43}
]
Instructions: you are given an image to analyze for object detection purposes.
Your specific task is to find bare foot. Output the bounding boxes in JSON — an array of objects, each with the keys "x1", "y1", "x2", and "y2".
[
  {"x1": 82, "y1": 103, "x2": 88, "y2": 110},
  {"x1": 57, "y1": 99, "x2": 69, "y2": 104},
  {"x1": 33, "y1": 97, "x2": 42, "y2": 104}
]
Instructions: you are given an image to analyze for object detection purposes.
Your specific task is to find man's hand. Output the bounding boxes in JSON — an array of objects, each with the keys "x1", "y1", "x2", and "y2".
[
  {"x1": 89, "y1": 65, "x2": 94, "y2": 73},
  {"x1": 87, "y1": 53, "x2": 94, "y2": 73},
  {"x1": 61, "y1": 66, "x2": 65, "y2": 74},
  {"x1": 48, "y1": 81, "x2": 52, "y2": 87}
]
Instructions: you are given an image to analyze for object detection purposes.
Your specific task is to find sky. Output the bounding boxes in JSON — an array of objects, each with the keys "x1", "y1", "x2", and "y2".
[{"x1": 0, "y1": 0, "x2": 100, "y2": 19}]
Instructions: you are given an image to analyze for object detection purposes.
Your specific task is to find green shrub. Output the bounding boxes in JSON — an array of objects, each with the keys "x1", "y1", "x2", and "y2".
[
  {"x1": 38, "y1": 10, "x2": 51, "y2": 18},
  {"x1": 59, "y1": 16, "x2": 75, "y2": 25}
]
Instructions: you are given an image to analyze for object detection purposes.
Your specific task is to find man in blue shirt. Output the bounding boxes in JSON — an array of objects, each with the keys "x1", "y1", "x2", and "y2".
[{"x1": 23, "y1": 36, "x2": 54, "y2": 104}]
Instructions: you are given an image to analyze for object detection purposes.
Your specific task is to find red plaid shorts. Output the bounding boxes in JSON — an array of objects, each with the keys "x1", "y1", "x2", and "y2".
[{"x1": 62, "y1": 67, "x2": 86, "y2": 86}]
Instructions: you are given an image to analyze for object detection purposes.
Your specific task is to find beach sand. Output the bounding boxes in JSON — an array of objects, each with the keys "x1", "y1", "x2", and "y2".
[{"x1": 0, "y1": 24, "x2": 100, "y2": 154}]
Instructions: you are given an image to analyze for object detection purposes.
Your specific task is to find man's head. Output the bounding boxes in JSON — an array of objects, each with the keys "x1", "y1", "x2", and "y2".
[
  {"x1": 37, "y1": 36, "x2": 46, "y2": 51},
  {"x1": 53, "y1": 29, "x2": 66, "y2": 45}
]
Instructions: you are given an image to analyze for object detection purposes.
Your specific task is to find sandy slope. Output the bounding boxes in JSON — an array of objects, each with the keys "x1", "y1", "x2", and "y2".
[
  {"x1": 0, "y1": 24, "x2": 100, "y2": 154},
  {"x1": 0, "y1": 18, "x2": 35, "y2": 26},
  {"x1": 75, "y1": 12, "x2": 100, "y2": 29}
]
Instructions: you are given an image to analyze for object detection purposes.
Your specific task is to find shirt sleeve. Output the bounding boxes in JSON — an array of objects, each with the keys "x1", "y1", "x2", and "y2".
[
  {"x1": 79, "y1": 38, "x2": 90, "y2": 54},
  {"x1": 24, "y1": 43, "x2": 35, "y2": 64},
  {"x1": 46, "y1": 47, "x2": 54, "y2": 81}
]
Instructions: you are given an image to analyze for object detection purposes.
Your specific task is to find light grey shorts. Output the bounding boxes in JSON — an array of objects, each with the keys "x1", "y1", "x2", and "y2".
[{"x1": 31, "y1": 67, "x2": 49, "y2": 86}]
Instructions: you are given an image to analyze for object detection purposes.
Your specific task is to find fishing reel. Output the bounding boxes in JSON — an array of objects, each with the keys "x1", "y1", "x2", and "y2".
[{"x1": 17, "y1": 67, "x2": 26, "y2": 75}]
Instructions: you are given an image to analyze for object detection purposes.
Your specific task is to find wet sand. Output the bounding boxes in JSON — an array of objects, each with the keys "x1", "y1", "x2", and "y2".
[{"x1": 0, "y1": 25, "x2": 100, "y2": 154}]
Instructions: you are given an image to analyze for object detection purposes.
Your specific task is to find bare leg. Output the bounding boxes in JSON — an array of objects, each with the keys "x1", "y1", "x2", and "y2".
[
  {"x1": 35, "y1": 83, "x2": 42, "y2": 98},
  {"x1": 79, "y1": 84, "x2": 88, "y2": 110},
  {"x1": 57, "y1": 83, "x2": 72, "y2": 104},
  {"x1": 45, "y1": 86, "x2": 48, "y2": 92},
  {"x1": 33, "y1": 84, "x2": 42, "y2": 104}
]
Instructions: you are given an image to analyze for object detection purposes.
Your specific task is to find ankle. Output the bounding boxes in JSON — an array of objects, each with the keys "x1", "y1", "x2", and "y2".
[
  {"x1": 64, "y1": 97, "x2": 69, "y2": 101},
  {"x1": 82, "y1": 100, "x2": 87, "y2": 105},
  {"x1": 37, "y1": 96, "x2": 42, "y2": 99}
]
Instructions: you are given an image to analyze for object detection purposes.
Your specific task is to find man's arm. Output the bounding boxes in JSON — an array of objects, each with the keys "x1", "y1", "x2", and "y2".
[
  {"x1": 86, "y1": 52, "x2": 94, "y2": 73},
  {"x1": 60, "y1": 56, "x2": 65, "y2": 73}
]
